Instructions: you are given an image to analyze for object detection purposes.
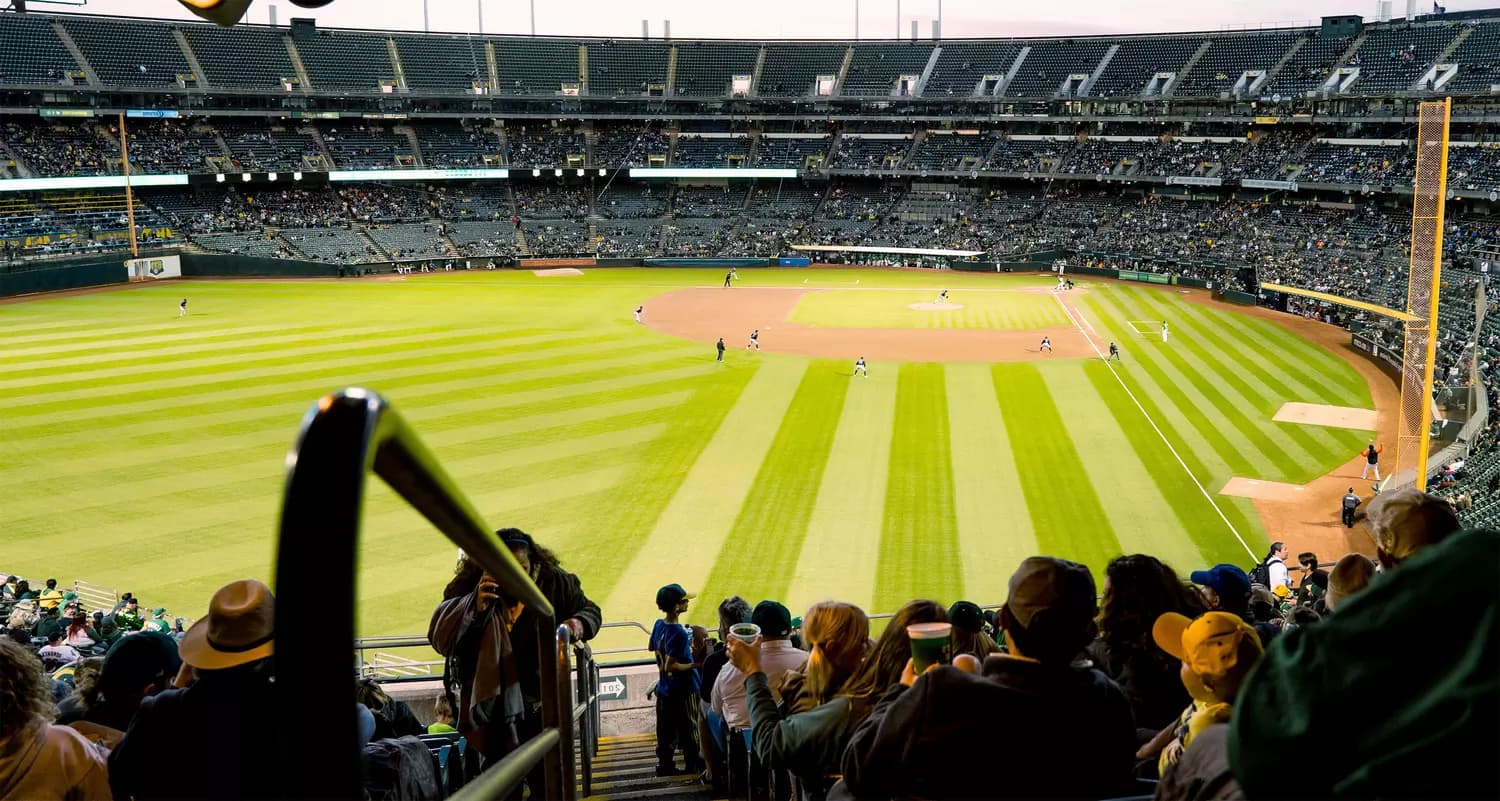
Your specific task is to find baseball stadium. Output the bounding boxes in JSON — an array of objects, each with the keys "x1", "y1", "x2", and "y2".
[{"x1": 0, "y1": 1, "x2": 1496, "y2": 800}]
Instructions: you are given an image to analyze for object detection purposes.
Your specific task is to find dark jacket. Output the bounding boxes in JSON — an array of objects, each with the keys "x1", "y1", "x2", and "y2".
[
  {"x1": 509, "y1": 565, "x2": 601, "y2": 704},
  {"x1": 1086, "y1": 637, "x2": 1190, "y2": 733},
  {"x1": 1230, "y1": 528, "x2": 1499, "y2": 800},
  {"x1": 429, "y1": 590, "x2": 523, "y2": 760},
  {"x1": 746, "y1": 672, "x2": 863, "y2": 801},
  {"x1": 840, "y1": 656, "x2": 1137, "y2": 800},
  {"x1": 108, "y1": 661, "x2": 281, "y2": 801},
  {"x1": 699, "y1": 643, "x2": 728, "y2": 705}
]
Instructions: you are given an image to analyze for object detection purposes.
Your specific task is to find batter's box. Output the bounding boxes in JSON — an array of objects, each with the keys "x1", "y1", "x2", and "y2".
[{"x1": 1127, "y1": 320, "x2": 1160, "y2": 335}]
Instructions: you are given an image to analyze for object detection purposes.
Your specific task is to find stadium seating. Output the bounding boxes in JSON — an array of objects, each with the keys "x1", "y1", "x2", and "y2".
[
  {"x1": 591, "y1": 126, "x2": 669, "y2": 168},
  {"x1": 586, "y1": 41, "x2": 670, "y2": 96},
  {"x1": 754, "y1": 137, "x2": 830, "y2": 168},
  {"x1": 513, "y1": 183, "x2": 589, "y2": 218},
  {"x1": 908, "y1": 134, "x2": 997, "y2": 172},
  {"x1": 1263, "y1": 32, "x2": 1353, "y2": 95},
  {"x1": 758, "y1": 42, "x2": 847, "y2": 97},
  {"x1": 366, "y1": 223, "x2": 450, "y2": 259},
  {"x1": 217, "y1": 121, "x2": 319, "y2": 173},
  {"x1": 672, "y1": 136, "x2": 750, "y2": 168},
  {"x1": 0, "y1": 15, "x2": 79, "y2": 86},
  {"x1": 597, "y1": 183, "x2": 669, "y2": 219},
  {"x1": 494, "y1": 38, "x2": 580, "y2": 95},
  {"x1": 1089, "y1": 36, "x2": 1206, "y2": 97},
  {"x1": 281, "y1": 226, "x2": 380, "y2": 262},
  {"x1": 62, "y1": 18, "x2": 192, "y2": 88},
  {"x1": 180, "y1": 24, "x2": 296, "y2": 90},
  {"x1": 1444, "y1": 21, "x2": 1500, "y2": 94},
  {"x1": 922, "y1": 41, "x2": 1022, "y2": 97},
  {"x1": 1004, "y1": 39, "x2": 1113, "y2": 97},
  {"x1": 296, "y1": 31, "x2": 396, "y2": 91},
  {"x1": 120, "y1": 120, "x2": 224, "y2": 174},
  {"x1": 1174, "y1": 30, "x2": 1304, "y2": 97},
  {"x1": 395, "y1": 34, "x2": 489, "y2": 93},
  {"x1": 673, "y1": 186, "x2": 747, "y2": 218},
  {"x1": 672, "y1": 42, "x2": 760, "y2": 97},
  {"x1": 832, "y1": 137, "x2": 911, "y2": 170},
  {"x1": 3, "y1": 120, "x2": 116, "y2": 177},
  {"x1": 984, "y1": 139, "x2": 1066, "y2": 173},
  {"x1": 413, "y1": 122, "x2": 501, "y2": 168},
  {"x1": 446, "y1": 219, "x2": 518, "y2": 256},
  {"x1": 507, "y1": 125, "x2": 585, "y2": 168},
  {"x1": 321, "y1": 125, "x2": 415, "y2": 170},
  {"x1": 1346, "y1": 22, "x2": 1462, "y2": 93},
  {"x1": 841, "y1": 43, "x2": 934, "y2": 97}
]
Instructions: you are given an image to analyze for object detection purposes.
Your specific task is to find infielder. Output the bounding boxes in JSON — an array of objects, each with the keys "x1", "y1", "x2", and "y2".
[
  {"x1": 1108, "y1": 342, "x2": 1122, "y2": 362},
  {"x1": 634, "y1": 305, "x2": 643, "y2": 323},
  {"x1": 746, "y1": 329, "x2": 760, "y2": 350},
  {"x1": 1040, "y1": 336, "x2": 1053, "y2": 353},
  {"x1": 854, "y1": 356, "x2": 868, "y2": 377},
  {"x1": 179, "y1": 298, "x2": 188, "y2": 317}
]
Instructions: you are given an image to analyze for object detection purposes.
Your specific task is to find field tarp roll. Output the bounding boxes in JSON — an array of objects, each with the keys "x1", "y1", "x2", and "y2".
[{"x1": 0, "y1": 258, "x2": 127, "y2": 297}]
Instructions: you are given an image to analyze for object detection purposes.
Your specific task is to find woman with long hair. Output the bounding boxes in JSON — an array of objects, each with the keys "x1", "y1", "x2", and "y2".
[
  {"x1": 1086, "y1": 554, "x2": 1207, "y2": 735},
  {"x1": 0, "y1": 639, "x2": 111, "y2": 799},
  {"x1": 727, "y1": 599, "x2": 947, "y2": 801}
]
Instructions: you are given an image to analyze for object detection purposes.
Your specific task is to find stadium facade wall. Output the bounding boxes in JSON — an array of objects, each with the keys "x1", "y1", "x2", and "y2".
[
  {"x1": 0, "y1": 258, "x2": 126, "y2": 297},
  {"x1": 642, "y1": 257, "x2": 772, "y2": 267},
  {"x1": 179, "y1": 253, "x2": 338, "y2": 278}
]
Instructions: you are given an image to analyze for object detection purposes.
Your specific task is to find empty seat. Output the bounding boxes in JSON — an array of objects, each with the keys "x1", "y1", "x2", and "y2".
[
  {"x1": 64, "y1": 18, "x2": 191, "y2": 87},
  {"x1": 1090, "y1": 36, "x2": 1206, "y2": 97},
  {"x1": 1005, "y1": 39, "x2": 1113, "y2": 97},
  {"x1": 0, "y1": 15, "x2": 80, "y2": 86},
  {"x1": 297, "y1": 31, "x2": 394, "y2": 91},
  {"x1": 758, "y1": 43, "x2": 847, "y2": 97},
  {"x1": 673, "y1": 42, "x2": 760, "y2": 96},
  {"x1": 586, "y1": 40, "x2": 670, "y2": 96},
  {"x1": 181, "y1": 24, "x2": 296, "y2": 90},
  {"x1": 923, "y1": 41, "x2": 1022, "y2": 97},
  {"x1": 395, "y1": 34, "x2": 488, "y2": 93},
  {"x1": 494, "y1": 38, "x2": 579, "y2": 95},
  {"x1": 841, "y1": 43, "x2": 934, "y2": 96},
  {"x1": 1175, "y1": 31, "x2": 1304, "y2": 97}
]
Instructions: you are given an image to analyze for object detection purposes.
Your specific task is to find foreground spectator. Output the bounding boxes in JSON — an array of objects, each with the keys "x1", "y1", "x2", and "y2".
[
  {"x1": 839, "y1": 558, "x2": 1136, "y2": 800},
  {"x1": 699, "y1": 595, "x2": 750, "y2": 782},
  {"x1": 109, "y1": 579, "x2": 279, "y2": 800},
  {"x1": 711, "y1": 600, "x2": 808, "y2": 734},
  {"x1": 1324, "y1": 553, "x2": 1377, "y2": 611},
  {"x1": 356, "y1": 677, "x2": 424, "y2": 740},
  {"x1": 1366, "y1": 487, "x2": 1462, "y2": 569},
  {"x1": 947, "y1": 600, "x2": 999, "y2": 660},
  {"x1": 777, "y1": 601, "x2": 869, "y2": 715},
  {"x1": 733, "y1": 599, "x2": 946, "y2": 801},
  {"x1": 1295, "y1": 552, "x2": 1327, "y2": 607},
  {"x1": 427, "y1": 693, "x2": 457, "y2": 735},
  {"x1": 0, "y1": 638, "x2": 111, "y2": 800},
  {"x1": 648, "y1": 583, "x2": 703, "y2": 777},
  {"x1": 1230, "y1": 529, "x2": 1499, "y2": 799},
  {"x1": 1087, "y1": 554, "x2": 1207, "y2": 737},
  {"x1": 1149, "y1": 612, "x2": 1263, "y2": 776},
  {"x1": 429, "y1": 555, "x2": 524, "y2": 769}
]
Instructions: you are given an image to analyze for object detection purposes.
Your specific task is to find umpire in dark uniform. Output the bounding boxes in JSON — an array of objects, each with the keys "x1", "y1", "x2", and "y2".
[{"x1": 1341, "y1": 487, "x2": 1361, "y2": 528}]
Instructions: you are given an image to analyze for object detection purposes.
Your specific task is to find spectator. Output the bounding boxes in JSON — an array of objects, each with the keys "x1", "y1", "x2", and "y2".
[
  {"x1": 142, "y1": 607, "x2": 172, "y2": 634},
  {"x1": 839, "y1": 558, "x2": 1136, "y2": 800},
  {"x1": 1231, "y1": 529, "x2": 1499, "y2": 799},
  {"x1": 1087, "y1": 554, "x2": 1208, "y2": 738},
  {"x1": 76, "y1": 631, "x2": 180, "y2": 750},
  {"x1": 113, "y1": 597, "x2": 145, "y2": 632},
  {"x1": 1365, "y1": 487, "x2": 1462, "y2": 569},
  {"x1": 711, "y1": 600, "x2": 809, "y2": 735},
  {"x1": 108, "y1": 578, "x2": 280, "y2": 801},
  {"x1": 356, "y1": 677, "x2": 425, "y2": 740},
  {"x1": 1324, "y1": 553, "x2": 1377, "y2": 611},
  {"x1": 62, "y1": 613, "x2": 96, "y2": 652},
  {"x1": 428, "y1": 693, "x2": 458, "y2": 735},
  {"x1": 947, "y1": 600, "x2": 999, "y2": 660},
  {"x1": 428, "y1": 554, "x2": 525, "y2": 769},
  {"x1": 38, "y1": 579, "x2": 63, "y2": 611},
  {"x1": 777, "y1": 601, "x2": 869, "y2": 716},
  {"x1": 698, "y1": 595, "x2": 750, "y2": 787},
  {"x1": 54, "y1": 656, "x2": 105, "y2": 725},
  {"x1": 1257, "y1": 541, "x2": 1293, "y2": 594},
  {"x1": 32, "y1": 606, "x2": 62, "y2": 642},
  {"x1": 0, "y1": 638, "x2": 112, "y2": 800},
  {"x1": 731, "y1": 599, "x2": 946, "y2": 801},
  {"x1": 1149, "y1": 611, "x2": 1263, "y2": 777},
  {"x1": 648, "y1": 583, "x2": 704, "y2": 778},
  {"x1": 1296, "y1": 552, "x2": 1328, "y2": 606},
  {"x1": 37, "y1": 631, "x2": 80, "y2": 667}
]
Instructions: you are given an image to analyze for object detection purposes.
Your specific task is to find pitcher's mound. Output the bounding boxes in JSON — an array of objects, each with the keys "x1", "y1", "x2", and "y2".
[
  {"x1": 908, "y1": 302, "x2": 964, "y2": 311},
  {"x1": 533, "y1": 268, "x2": 585, "y2": 277}
]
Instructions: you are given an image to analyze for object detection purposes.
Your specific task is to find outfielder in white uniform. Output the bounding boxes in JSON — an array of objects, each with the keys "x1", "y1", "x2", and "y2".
[
  {"x1": 1161, "y1": 321, "x2": 1169, "y2": 342},
  {"x1": 634, "y1": 305, "x2": 643, "y2": 323},
  {"x1": 854, "y1": 357, "x2": 868, "y2": 377}
]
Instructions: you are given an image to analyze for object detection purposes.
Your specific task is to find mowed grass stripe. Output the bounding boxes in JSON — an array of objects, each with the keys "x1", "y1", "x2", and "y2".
[
  {"x1": 1109, "y1": 289, "x2": 1331, "y2": 469},
  {"x1": 1070, "y1": 362, "x2": 1251, "y2": 569},
  {"x1": 696, "y1": 362, "x2": 850, "y2": 612},
  {"x1": 597, "y1": 358, "x2": 805, "y2": 632},
  {"x1": 874, "y1": 363, "x2": 961, "y2": 610},
  {"x1": 1203, "y1": 304, "x2": 1369, "y2": 399},
  {"x1": 0, "y1": 323, "x2": 364, "y2": 361},
  {"x1": 791, "y1": 363, "x2": 899, "y2": 613},
  {"x1": 1086, "y1": 291, "x2": 1293, "y2": 479},
  {"x1": 993, "y1": 363, "x2": 1122, "y2": 572},
  {"x1": 946, "y1": 363, "x2": 1038, "y2": 600},
  {"x1": 1123, "y1": 288, "x2": 1364, "y2": 458},
  {"x1": 0, "y1": 326, "x2": 566, "y2": 396}
]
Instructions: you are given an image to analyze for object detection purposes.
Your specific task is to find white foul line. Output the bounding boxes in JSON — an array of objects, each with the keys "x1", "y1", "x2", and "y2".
[{"x1": 1052, "y1": 294, "x2": 1258, "y2": 562}]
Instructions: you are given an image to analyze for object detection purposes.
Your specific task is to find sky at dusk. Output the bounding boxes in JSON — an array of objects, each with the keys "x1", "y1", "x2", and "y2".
[{"x1": 36, "y1": 0, "x2": 1500, "y2": 39}]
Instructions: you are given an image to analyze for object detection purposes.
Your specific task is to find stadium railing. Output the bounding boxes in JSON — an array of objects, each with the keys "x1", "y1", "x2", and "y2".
[{"x1": 277, "y1": 387, "x2": 596, "y2": 800}]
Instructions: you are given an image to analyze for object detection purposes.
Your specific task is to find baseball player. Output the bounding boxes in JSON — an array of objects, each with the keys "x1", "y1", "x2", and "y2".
[
  {"x1": 936, "y1": 289, "x2": 949, "y2": 304},
  {"x1": 634, "y1": 305, "x2": 643, "y2": 323},
  {"x1": 1108, "y1": 342, "x2": 1121, "y2": 362},
  {"x1": 746, "y1": 329, "x2": 760, "y2": 350},
  {"x1": 179, "y1": 298, "x2": 188, "y2": 317},
  {"x1": 1361, "y1": 443, "x2": 1382, "y2": 481},
  {"x1": 1161, "y1": 320, "x2": 1169, "y2": 342},
  {"x1": 1040, "y1": 336, "x2": 1053, "y2": 353},
  {"x1": 854, "y1": 357, "x2": 868, "y2": 377},
  {"x1": 716, "y1": 338, "x2": 726, "y2": 362}
]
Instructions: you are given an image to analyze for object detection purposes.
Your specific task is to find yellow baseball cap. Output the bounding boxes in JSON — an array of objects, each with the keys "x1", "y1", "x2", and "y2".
[{"x1": 1153, "y1": 611, "x2": 1263, "y2": 682}]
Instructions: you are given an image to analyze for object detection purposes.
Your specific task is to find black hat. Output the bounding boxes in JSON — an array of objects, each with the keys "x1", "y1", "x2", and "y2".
[
  {"x1": 751, "y1": 601, "x2": 793, "y2": 637},
  {"x1": 656, "y1": 583, "x2": 694, "y2": 612},
  {"x1": 948, "y1": 600, "x2": 986, "y2": 634},
  {"x1": 1005, "y1": 557, "x2": 1098, "y2": 634}
]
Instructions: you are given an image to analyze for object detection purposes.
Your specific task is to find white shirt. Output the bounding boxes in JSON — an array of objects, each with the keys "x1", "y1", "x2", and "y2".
[
  {"x1": 1268, "y1": 558, "x2": 1291, "y2": 591},
  {"x1": 39, "y1": 643, "x2": 81, "y2": 663},
  {"x1": 711, "y1": 639, "x2": 809, "y2": 731}
]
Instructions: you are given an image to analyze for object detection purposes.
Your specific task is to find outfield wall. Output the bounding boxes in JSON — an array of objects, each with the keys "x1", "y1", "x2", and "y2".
[
  {"x1": 180, "y1": 253, "x2": 339, "y2": 278},
  {"x1": 0, "y1": 258, "x2": 127, "y2": 297}
]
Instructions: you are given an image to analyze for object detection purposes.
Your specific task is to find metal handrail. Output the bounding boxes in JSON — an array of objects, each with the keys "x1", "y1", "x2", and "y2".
[{"x1": 275, "y1": 388, "x2": 566, "y2": 800}]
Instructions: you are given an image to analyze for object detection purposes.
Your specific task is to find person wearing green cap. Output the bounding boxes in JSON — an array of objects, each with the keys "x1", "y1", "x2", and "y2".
[{"x1": 142, "y1": 609, "x2": 171, "y2": 634}]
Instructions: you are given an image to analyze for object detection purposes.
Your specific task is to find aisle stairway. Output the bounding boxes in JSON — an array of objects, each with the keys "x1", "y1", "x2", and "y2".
[{"x1": 582, "y1": 734, "x2": 713, "y2": 801}]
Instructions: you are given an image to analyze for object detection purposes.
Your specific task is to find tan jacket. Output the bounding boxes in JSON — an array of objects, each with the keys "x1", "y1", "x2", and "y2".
[
  {"x1": 428, "y1": 591, "x2": 521, "y2": 756},
  {"x1": 0, "y1": 723, "x2": 112, "y2": 801}
]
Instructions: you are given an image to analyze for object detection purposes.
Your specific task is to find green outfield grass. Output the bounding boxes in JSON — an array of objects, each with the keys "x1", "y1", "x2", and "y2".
[
  {"x1": 789, "y1": 288, "x2": 1069, "y2": 329},
  {"x1": 0, "y1": 269, "x2": 1374, "y2": 654}
]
